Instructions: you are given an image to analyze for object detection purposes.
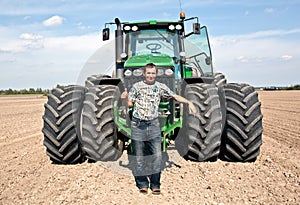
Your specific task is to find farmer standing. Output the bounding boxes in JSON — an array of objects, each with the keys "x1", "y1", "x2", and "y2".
[{"x1": 121, "y1": 63, "x2": 196, "y2": 195}]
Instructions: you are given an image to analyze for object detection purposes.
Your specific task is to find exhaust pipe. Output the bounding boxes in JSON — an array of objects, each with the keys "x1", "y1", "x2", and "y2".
[{"x1": 115, "y1": 18, "x2": 124, "y2": 79}]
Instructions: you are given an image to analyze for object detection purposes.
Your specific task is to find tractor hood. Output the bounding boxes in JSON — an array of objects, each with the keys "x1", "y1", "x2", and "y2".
[{"x1": 124, "y1": 54, "x2": 174, "y2": 67}]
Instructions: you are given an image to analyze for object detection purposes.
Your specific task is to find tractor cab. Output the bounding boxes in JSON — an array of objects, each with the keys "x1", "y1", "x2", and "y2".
[{"x1": 102, "y1": 12, "x2": 214, "y2": 84}]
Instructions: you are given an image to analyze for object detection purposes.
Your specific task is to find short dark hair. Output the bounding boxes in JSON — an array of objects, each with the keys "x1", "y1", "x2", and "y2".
[
  {"x1": 144, "y1": 63, "x2": 158, "y2": 73},
  {"x1": 145, "y1": 63, "x2": 156, "y2": 68}
]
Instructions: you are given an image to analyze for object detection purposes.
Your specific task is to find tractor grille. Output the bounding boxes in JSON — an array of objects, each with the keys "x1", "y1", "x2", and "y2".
[{"x1": 123, "y1": 67, "x2": 175, "y2": 92}]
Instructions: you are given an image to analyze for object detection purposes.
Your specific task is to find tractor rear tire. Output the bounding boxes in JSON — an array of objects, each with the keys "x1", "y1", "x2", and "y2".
[
  {"x1": 213, "y1": 72, "x2": 227, "y2": 87},
  {"x1": 79, "y1": 85, "x2": 123, "y2": 161},
  {"x1": 213, "y1": 72, "x2": 227, "y2": 135},
  {"x1": 42, "y1": 85, "x2": 85, "y2": 164},
  {"x1": 220, "y1": 83, "x2": 263, "y2": 162},
  {"x1": 176, "y1": 83, "x2": 223, "y2": 161}
]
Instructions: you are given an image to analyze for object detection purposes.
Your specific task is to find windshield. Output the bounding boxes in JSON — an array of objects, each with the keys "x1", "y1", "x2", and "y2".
[
  {"x1": 126, "y1": 29, "x2": 180, "y2": 58},
  {"x1": 184, "y1": 26, "x2": 213, "y2": 76}
]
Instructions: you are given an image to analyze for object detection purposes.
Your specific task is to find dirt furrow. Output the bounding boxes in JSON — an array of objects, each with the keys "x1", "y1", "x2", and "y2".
[{"x1": 0, "y1": 92, "x2": 299, "y2": 205}]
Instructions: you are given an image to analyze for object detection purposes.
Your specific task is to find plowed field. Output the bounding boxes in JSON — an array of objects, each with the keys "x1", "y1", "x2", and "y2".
[{"x1": 0, "y1": 91, "x2": 299, "y2": 205}]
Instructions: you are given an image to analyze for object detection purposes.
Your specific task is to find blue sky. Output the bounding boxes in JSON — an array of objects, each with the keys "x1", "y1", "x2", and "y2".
[{"x1": 0, "y1": 0, "x2": 299, "y2": 89}]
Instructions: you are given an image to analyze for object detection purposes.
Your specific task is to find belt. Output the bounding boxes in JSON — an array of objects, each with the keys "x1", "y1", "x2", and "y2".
[{"x1": 132, "y1": 116, "x2": 158, "y2": 125}]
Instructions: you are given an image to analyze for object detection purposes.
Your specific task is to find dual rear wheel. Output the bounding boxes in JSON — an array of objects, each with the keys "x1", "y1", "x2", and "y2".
[
  {"x1": 42, "y1": 84, "x2": 123, "y2": 164},
  {"x1": 176, "y1": 83, "x2": 222, "y2": 161},
  {"x1": 175, "y1": 81, "x2": 263, "y2": 162},
  {"x1": 42, "y1": 85, "x2": 85, "y2": 164},
  {"x1": 80, "y1": 85, "x2": 123, "y2": 161},
  {"x1": 220, "y1": 83, "x2": 263, "y2": 162}
]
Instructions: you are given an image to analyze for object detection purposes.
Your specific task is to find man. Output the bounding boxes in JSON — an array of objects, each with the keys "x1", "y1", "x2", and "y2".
[{"x1": 121, "y1": 63, "x2": 196, "y2": 195}]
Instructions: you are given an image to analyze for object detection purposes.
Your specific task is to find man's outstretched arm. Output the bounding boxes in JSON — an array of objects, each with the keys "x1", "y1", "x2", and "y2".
[{"x1": 173, "y1": 94, "x2": 197, "y2": 115}]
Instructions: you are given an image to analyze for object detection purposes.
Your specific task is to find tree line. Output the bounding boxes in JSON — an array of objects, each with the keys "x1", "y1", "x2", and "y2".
[
  {"x1": 0, "y1": 88, "x2": 51, "y2": 95},
  {"x1": 286, "y1": 84, "x2": 300, "y2": 90},
  {"x1": 262, "y1": 84, "x2": 300, "y2": 90}
]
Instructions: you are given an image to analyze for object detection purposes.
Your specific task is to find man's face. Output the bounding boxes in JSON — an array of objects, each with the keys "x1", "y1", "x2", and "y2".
[{"x1": 143, "y1": 67, "x2": 157, "y2": 84}]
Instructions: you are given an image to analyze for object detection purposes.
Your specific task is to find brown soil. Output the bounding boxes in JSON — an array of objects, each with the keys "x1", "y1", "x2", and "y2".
[{"x1": 0, "y1": 91, "x2": 299, "y2": 205}]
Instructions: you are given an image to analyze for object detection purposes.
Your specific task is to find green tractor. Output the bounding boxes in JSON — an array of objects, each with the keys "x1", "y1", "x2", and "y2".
[{"x1": 42, "y1": 12, "x2": 263, "y2": 164}]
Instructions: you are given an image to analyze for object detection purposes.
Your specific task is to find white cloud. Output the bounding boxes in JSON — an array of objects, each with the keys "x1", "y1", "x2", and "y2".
[
  {"x1": 214, "y1": 29, "x2": 300, "y2": 42},
  {"x1": 76, "y1": 22, "x2": 91, "y2": 30},
  {"x1": 236, "y1": 56, "x2": 248, "y2": 63},
  {"x1": 235, "y1": 56, "x2": 264, "y2": 63},
  {"x1": 23, "y1": 36, "x2": 44, "y2": 50},
  {"x1": 43, "y1": 34, "x2": 100, "y2": 51},
  {"x1": 264, "y1": 8, "x2": 275, "y2": 13},
  {"x1": 43, "y1": 15, "x2": 64, "y2": 27},
  {"x1": 19, "y1": 33, "x2": 43, "y2": 40},
  {"x1": 281, "y1": 55, "x2": 293, "y2": 61}
]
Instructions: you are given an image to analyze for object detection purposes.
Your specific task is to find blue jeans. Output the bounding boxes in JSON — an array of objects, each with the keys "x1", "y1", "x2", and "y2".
[{"x1": 130, "y1": 117, "x2": 162, "y2": 189}]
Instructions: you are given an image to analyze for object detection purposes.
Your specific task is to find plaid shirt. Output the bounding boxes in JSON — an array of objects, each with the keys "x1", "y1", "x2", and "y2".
[{"x1": 128, "y1": 81, "x2": 175, "y2": 120}]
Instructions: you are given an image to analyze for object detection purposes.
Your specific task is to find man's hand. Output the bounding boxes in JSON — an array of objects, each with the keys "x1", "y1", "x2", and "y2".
[
  {"x1": 188, "y1": 101, "x2": 197, "y2": 116},
  {"x1": 121, "y1": 88, "x2": 128, "y2": 100},
  {"x1": 121, "y1": 88, "x2": 134, "y2": 108},
  {"x1": 173, "y1": 94, "x2": 197, "y2": 116}
]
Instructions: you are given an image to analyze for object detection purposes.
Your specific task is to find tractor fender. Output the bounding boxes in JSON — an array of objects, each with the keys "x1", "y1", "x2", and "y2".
[
  {"x1": 184, "y1": 77, "x2": 214, "y2": 85},
  {"x1": 95, "y1": 78, "x2": 123, "y2": 88}
]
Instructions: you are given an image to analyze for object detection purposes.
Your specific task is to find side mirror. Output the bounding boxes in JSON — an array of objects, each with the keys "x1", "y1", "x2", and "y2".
[
  {"x1": 102, "y1": 28, "x2": 110, "y2": 41},
  {"x1": 205, "y1": 57, "x2": 211, "y2": 65},
  {"x1": 193, "y1": 23, "x2": 201, "y2": 34}
]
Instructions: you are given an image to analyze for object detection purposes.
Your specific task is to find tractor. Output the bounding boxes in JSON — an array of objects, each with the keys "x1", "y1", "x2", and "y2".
[{"x1": 42, "y1": 12, "x2": 263, "y2": 164}]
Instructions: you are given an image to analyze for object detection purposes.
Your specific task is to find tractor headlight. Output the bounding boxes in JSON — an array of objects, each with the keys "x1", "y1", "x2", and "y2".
[
  {"x1": 175, "y1": 24, "x2": 182, "y2": 30},
  {"x1": 157, "y1": 69, "x2": 164, "y2": 76},
  {"x1": 124, "y1": 25, "x2": 131, "y2": 31},
  {"x1": 132, "y1": 26, "x2": 138, "y2": 31},
  {"x1": 124, "y1": 69, "x2": 132, "y2": 76},
  {"x1": 133, "y1": 69, "x2": 143, "y2": 76},
  {"x1": 168, "y1": 24, "x2": 175, "y2": 30},
  {"x1": 120, "y1": 52, "x2": 127, "y2": 59},
  {"x1": 165, "y1": 69, "x2": 174, "y2": 76}
]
